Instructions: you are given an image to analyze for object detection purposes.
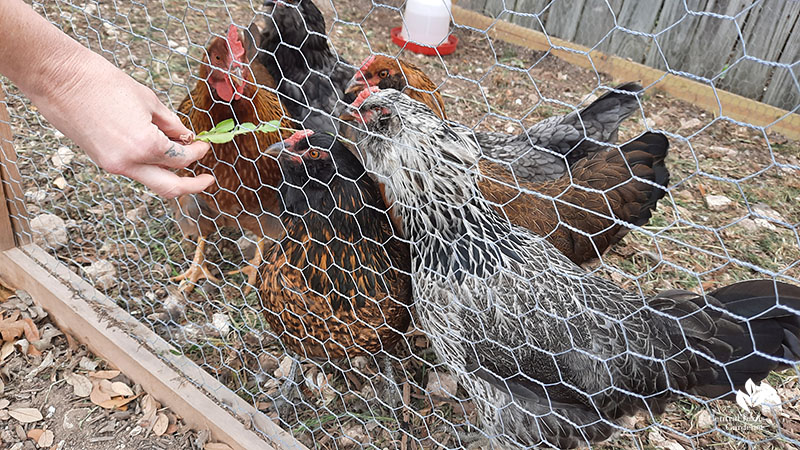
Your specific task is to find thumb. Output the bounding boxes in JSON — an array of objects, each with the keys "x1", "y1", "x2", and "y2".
[{"x1": 152, "y1": 101, "x2": 193, "y2": 142}]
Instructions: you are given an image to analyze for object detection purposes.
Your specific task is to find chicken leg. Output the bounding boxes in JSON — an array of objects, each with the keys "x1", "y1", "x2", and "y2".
[
  {"x1": 227, "y1": 236, "x2": 267, "y2": 295},
  {"x1": 170, "y1": 236, "x2": 220, "y2": 292}
]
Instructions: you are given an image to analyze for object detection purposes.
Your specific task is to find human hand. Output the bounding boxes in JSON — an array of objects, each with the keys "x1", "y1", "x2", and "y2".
[{"x1": 28, "y1": 53, "x2": 213, "y2": 199}]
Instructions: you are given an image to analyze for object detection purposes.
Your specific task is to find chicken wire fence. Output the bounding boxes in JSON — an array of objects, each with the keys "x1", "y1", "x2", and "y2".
[{"x1": 1, "y1": 0, "x2": 800, "y2": 449}]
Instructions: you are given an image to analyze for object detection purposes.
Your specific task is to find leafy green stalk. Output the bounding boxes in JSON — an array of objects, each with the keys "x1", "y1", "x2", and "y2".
[{"x1": 195, "y1": 119, "x2": 283, "y2": 144}]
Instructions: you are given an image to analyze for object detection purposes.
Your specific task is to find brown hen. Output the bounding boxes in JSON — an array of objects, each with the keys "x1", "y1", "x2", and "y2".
[
  {"x1": 479, "y1": 132, "x2": 669, "y2": 264},
  {"x1": 346, "y1": 55, "x2": 446, "y2": 119},
  {"x1": 171, "y1": 25, "x2": 293, "y2": 292},
  {"x1": 260, "y1": 131, "x2": 411, "y2": 361}
]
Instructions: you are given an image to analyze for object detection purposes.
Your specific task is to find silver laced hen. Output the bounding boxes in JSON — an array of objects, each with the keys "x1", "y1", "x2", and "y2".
[{"x1": 344, "y1": 89, "x2": 800, "y2": 449}]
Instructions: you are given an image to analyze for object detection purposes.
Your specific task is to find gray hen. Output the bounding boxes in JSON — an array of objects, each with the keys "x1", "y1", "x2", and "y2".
[{"x1": 345, "y1": 89, "x2": 800, "y2": 449}]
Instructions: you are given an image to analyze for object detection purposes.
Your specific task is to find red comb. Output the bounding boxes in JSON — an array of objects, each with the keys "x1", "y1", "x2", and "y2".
[
  {"x1": 226, "y1": 25, "x2": 245, "y2": 60},
  {"x1": 358, "y1": 55, "x2": 376, "y2": 73},
  {"x1": 285, "y1": 130, "x2": 315, "y2": 148},
  {"x1": 351, "y1": 86, "x2": 380, "y2": 108}
]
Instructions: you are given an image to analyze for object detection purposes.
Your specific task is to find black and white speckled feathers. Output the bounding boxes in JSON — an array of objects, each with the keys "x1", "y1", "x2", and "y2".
[{"x1": 346, "y1": 89, "x2": 800, "y2": 449}]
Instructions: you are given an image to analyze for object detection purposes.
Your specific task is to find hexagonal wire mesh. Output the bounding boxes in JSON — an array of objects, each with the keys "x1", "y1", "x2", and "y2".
[{"x1": 1, "y1": 0, "x2": 799, "y2": 448}]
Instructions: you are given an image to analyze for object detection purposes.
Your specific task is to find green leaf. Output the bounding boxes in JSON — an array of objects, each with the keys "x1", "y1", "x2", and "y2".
[
  {"x1": 237, "y1": 122, "x2": 258, "y2": 132},
  {"x1": 257, "y1": 120, "x2": 281, "y2": 133},
  {"x1": 213, "y1": 118, "x2": 236, "y2": 133},
  {"x1": 197, "y1": 131, "x2": 235, "y2": 143}
]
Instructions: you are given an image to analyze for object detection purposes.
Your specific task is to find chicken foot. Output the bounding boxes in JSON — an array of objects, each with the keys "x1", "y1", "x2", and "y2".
[
  {"x1": 271, "y1": 355, "x2": 302, "y2": 422},
  {"x1": 170, "y1": 236, "x2": 220, "y2": 292},
  {"x1": 227, "y1": 236, "x2": 267, "y2": 295}
]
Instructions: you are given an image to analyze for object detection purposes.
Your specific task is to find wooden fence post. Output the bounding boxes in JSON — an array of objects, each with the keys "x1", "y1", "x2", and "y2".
[{"x1": 0, "y1": 89, "x2": 31, "y2": 250}]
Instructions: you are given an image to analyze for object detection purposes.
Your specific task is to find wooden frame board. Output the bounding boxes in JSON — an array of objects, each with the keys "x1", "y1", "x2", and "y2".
[
  {"x1": 0, "y1": 90, "x2": 31, "y2": 250},
  {"x1": 0, "y1": 244, "x2": 310, "y2": 450},
  {"x1": 450, "y1": 5, "x2": 800, "y2": 140}
]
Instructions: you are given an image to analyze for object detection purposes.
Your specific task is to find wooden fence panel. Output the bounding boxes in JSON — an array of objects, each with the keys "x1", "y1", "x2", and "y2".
[
  {"x1": 602, "y1": 0, "x2": 663, "y2": 63},
  {"x1": 542, "y1": 0, "x2": 587, "y2": 43},
  {"x1": 718, "y1": 0, "x2": 800, "y2": 101},
  {"x1": 646, "y1": 0, "x2": 749, "y2": 80},
  {"x1": 761, "y1": 30, "x2": 800, "y2": 111},
  {"x1": 509, "y1": 0, "x2": 550, "y2": 30},
  {"x1": 571, "y1": 0, "x2": 622, "y2": 50},
  {"x1": 459, "y1": 0, "x2": 799, "y2": 111}
]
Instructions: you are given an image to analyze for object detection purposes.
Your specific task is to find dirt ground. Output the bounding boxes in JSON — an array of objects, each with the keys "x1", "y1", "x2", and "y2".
[
  {"x1": 1, "y1": 0, "x2": 799, "y2": 449},
  {"x1": 0, "y1": 278, "x2": 243, "y2": 450}
]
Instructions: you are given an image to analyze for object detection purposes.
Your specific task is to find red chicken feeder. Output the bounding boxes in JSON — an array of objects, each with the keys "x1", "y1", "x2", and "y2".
[{"x1": 391, "y1": 27, "x2": 458, "y2": 56}]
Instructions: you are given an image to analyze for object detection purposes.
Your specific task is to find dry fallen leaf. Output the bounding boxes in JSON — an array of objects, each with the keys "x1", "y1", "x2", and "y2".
[
  {"x1": 97, "y1": 393, "x2": 140, "y2": 410},
  {"x1": 37, "y1": 429, "x2": 54, "y2": 447},
  {"x1": 27, "y1": 428, "x2": 44, "y2": 441},
  {"x1": 0, "y1": 279, "x2": 14, "y2": 302},
  {"x1": 204, "y1": 444, "x2": 234, "y2": 450},
  {"x1": 152, "y1": 413, "x2": 169, "y2": 436},
  {"x1": 1, "y1": 341, "x2": 14, "y2": 361},
  {"x1": 0, "y1": 398, "x2": 10, "y2": 409},
  {"x1": 9, "y1": 407, "x2": 43, "y2": 423},
  {"x1": 89, "y1": 380, "x2": 113, "y2": 406},
  {"x1": 64, "y1": 373, "x2": 92, "y2": 398},
  {"x1": 90, "y1": 370, "x2": 121, "y2": 380},
  {"x1": 111, "y1": 381, "x2": 134, "y2": 397},
  {"x1": 138, "y1": 394, "x2": 160, "y2": 427}
]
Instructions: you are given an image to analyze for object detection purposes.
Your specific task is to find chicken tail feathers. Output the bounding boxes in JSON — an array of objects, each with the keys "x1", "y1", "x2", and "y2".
[
  {"x1": 567, "y1": 82, "x2": 643, "y2": 164},
  {"x1": 619, "y1": 132, "x2": 670, "y2": 228},
  {"x1": 692, "y1": 280, "x2": 800, "y2": 398}
]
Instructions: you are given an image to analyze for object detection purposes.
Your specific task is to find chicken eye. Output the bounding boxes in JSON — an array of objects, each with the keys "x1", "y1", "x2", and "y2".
[
  {"x1": 378, "y1": 69, "x2": 389, "y2": 78},
  {"x1": 307, "y1": 149, "x2": 321, "y2": 159}
]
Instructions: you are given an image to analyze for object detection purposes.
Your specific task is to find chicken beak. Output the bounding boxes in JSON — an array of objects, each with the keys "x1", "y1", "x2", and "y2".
[
  {"x1": 265, "y1": 141, "x2": 285, "y2": 159},
  {"x1": 339, "y1": 107, "x2": 363, "y2": 124},
  {"x1": 345, "y1": 76, "x2": 367, "y2": 96}
]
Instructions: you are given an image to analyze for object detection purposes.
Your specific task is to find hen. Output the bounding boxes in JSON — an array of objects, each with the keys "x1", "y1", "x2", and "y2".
[
  {"x1": 346, "y1": 55, "x2": 642, "y2": 182},
  {"x1": 172, "y1": 25, "x2": 293, "y2": 292},
  {"x1": 345, "y1": 88, "x2": 669, "y2": 265},
  {"x1": 260, "y1": 130, "x2": 411, "y2": 361},
  {"x1": 347, "y1": 89, "x2": 800, "y2": 449},
  {"x1": 256, "y1": 0, "x2": 355, "y2": 133}
]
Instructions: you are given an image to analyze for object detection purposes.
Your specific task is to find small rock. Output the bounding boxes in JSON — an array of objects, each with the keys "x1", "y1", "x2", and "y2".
[
  {"x1": 174, "y1": 46, "x2": 188, "y2": 55},
  {"x1": 25, "y1": 189, "x2": 48, "y2": 203},
  {"x1": 53, "y1": 130, "x2": 65, "y2": 139},
  {"x1": 52, "y1": 177, "x2": 68, "y2": 190},
  {"x1": 30, "y1": 213, "x2": 68, "y2": 249},
  {"x1": 51, "y1": 146, "x2": 75, "y2": 169},
  {"x1": 83, "y1": 259, "x2": 118, "y2": 290},
  {"x1": 705, "y1": 195, "x2": 733, "y2": 212},
  {"x1": 63, "y1": 408, "x2": 91, "y2": 430},
  {"x1": 212, "y1": 313, "x2": 231, "y2": 336},
  {"x1": 426, "y1": 371, "x2": 458, "y2": 399},
  {"x1": 125, "y1": 206, "x2": 147, "y2": 222},
  {"x1": 505, "y1": 125, "x2": 515, "y2": 133},
  {"x1": 739, "y1": 218, "x2": 759, "y2": 232},
  {"x1": 752, "y1": 203, "x2": 788, "y2": 229},
  {"x1": 645, "y1": 117, "x2": 656, "y2": 129},
  {"x1": 168, "y1": 39, "x2": 179, "y2": 48},
  {"x1": 694, "y1": 409, "x2": 714, "y2": 429},
  {"x1": 680, "y1": 117, "x2": 703, "y2": 130}
]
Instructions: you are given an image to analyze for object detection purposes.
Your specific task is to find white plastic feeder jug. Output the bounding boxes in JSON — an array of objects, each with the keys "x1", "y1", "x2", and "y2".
[{"x1": 400, "y1": 0, "x2": 453, "y2": 47}]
